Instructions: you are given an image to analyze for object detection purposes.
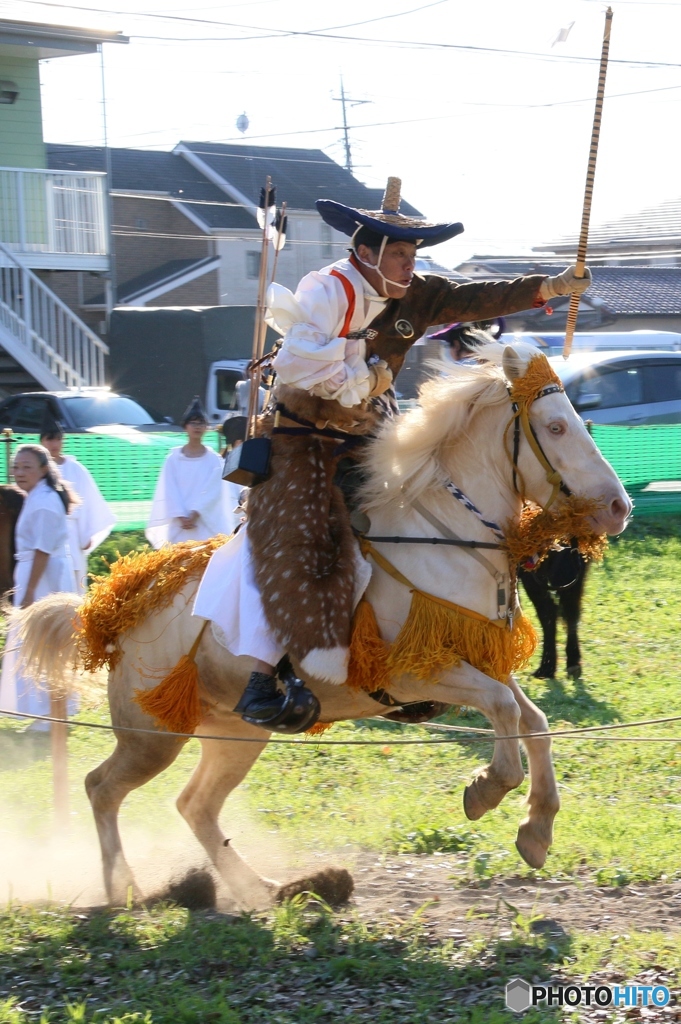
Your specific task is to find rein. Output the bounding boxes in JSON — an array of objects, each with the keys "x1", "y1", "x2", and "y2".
[{"x1": 507, "y1": 381, "x2": 570, "y2": 511}]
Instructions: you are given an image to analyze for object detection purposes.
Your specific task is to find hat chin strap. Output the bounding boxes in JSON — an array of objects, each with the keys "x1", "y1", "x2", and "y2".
[{"x1": 353, "y1": 235, "x2": 411, "y2": 294}]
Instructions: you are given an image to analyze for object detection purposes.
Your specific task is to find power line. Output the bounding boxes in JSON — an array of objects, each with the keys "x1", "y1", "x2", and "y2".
[{"x1": 14, "y1": 0, "x2": 681, "y2": 67}]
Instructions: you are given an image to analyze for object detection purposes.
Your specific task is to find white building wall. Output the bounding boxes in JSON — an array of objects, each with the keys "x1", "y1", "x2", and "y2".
[{"x1": 215, "y1": 212, "x2": 349, "y2": 305}]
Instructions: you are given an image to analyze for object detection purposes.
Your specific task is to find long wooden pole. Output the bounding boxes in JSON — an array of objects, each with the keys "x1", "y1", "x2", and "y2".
[
  {"x1": 50, "y1": 692, "x2": 69, "y2": 830},
  {"x1": 563, "y1": 7, "x2": 613, "y2": 359},
  {"x1": 246, "y1": 177, "x2": 272, "y2": 437}
]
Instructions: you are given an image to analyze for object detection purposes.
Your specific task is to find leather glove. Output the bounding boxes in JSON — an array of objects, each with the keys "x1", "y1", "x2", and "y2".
[
  {"x1": 539, "y1": 265, "x2": 592, "y2": 301},
  {"x1": 368, "y1": 360, "x2": 393, "y2": 397}
]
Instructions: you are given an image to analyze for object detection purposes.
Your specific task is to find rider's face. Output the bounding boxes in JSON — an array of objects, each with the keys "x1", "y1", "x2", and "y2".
[{"x1": 357, "y1": 241, "x2": 417, "y2": 298}]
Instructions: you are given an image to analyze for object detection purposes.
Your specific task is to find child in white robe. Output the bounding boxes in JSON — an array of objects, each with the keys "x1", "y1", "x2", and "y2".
[{"x1": 146, "y1": 396, "x2": 232, "y2": 549}]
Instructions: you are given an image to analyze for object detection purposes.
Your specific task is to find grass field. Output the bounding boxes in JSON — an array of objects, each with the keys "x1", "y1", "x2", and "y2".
[{"x1": 1, "y1": 519, "x2": 681, "y2": 1022}]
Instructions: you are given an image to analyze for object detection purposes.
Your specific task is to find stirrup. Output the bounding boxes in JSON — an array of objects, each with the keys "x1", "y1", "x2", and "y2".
[{"x1": 239, "y1": 657, "x2": 321, "y2": 734}]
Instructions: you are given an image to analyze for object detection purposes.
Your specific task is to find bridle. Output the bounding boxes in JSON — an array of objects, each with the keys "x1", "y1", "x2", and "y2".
[{"x1": 507, "y1": 378, "x2": 572, "y2": 513}]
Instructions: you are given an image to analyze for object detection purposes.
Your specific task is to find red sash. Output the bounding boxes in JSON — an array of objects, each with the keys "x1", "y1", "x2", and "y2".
[{"x1": 330, "y1": 269, "x2": 356, "y2": 338}]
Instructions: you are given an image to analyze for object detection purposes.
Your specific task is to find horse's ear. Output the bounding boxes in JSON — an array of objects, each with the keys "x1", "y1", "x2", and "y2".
[{"x1": 502, "y1": 345, "x2": 525, "y2": 382}]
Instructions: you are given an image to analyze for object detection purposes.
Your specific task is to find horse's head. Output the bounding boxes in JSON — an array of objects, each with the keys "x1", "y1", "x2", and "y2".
[{"x1": 500, "y1": 344, "x2": 631, "y2": 536}]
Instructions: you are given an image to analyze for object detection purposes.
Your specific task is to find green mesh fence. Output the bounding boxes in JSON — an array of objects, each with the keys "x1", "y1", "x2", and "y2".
[
  {"x1": 588, "y1": 424, "x2": 681, "y2": 517},
  {"x1": 1, "y1": 425, "x2": 680, "y2": 529},
  {"x1": 0, "y1": 431, "x2": 222, "y2": 531}
]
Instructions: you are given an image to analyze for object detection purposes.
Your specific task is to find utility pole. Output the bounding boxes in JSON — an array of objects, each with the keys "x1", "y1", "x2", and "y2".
[{"x1": 332, "y1": 76, "x2": 370, "y2": 175}]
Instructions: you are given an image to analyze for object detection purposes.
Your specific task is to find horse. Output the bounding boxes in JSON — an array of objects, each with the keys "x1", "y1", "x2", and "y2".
[
  {"x1": 0, "y1": 485, "x2": 24, "y2": 597},
  {"x1": 14, "y1": 344, "x2": 631, "y2": 909},
  {"x1": 519, "y1": 546, "x2": 589, "y2": 679}
]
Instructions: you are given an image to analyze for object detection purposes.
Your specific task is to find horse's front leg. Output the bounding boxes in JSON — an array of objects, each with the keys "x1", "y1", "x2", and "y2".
[
  {"x1": 422, "y1": 663, "x2": 525, "y2": 820},
  {"x1": 506, "y1": 676, "x2": 560, "y2": 869}
]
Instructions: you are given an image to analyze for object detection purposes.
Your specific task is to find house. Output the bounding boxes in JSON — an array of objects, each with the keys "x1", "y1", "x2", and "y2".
[
  {"x1": 454, "y1": 258, "x2": 681, "y2": 333},
  {"x1": 0, "y1": 17, "x2": 127, "y2": 394},
  {"x1": 45, "y1": 141, "x2": 424, "y2": 333},
  {"x1": 532, "y1": 197, "x2": 681, "y2": 266}
]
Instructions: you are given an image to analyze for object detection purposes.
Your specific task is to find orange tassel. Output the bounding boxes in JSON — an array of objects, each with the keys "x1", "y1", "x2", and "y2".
[
  {"x1": 134, "y1": 655, "x2": 203, "y2": 735},
  {"x1": 134, "y1": 622, "x2": 208, "y2": 735}
]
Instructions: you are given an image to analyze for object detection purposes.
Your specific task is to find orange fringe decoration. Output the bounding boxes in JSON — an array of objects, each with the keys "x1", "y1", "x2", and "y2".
[
  {"x1": 77, "y1": 536, "x2": 228, "y2": 672},
  {"x1": 503, "y1": 495, "x2": 608, "y2": 570},
  {"x1": 305, "y1": 721, "x2": 334, "y2": 736},
  {"x1": 134, "y1": 622, "x2": 208, "y2": 735},
  {"x1": 347, "y1": 592, "x2": 537, "y2": 690},
  {"x1": 346, "y1": 598, "x2": 390, "y2": 692},
  {"x1": 509, "y1": 353, "x2": 563, "y2": 405}
]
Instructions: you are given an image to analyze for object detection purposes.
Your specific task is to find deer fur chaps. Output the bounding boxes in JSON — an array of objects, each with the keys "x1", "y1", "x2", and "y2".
[{"x1": 246, "y1": 432, "x2": 360, "y2": 684}]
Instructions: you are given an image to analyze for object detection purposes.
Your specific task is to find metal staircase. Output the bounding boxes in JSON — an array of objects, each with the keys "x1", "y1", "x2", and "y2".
[{"x1": 0, "y1": 240, "x2": 108, "y2": 393}]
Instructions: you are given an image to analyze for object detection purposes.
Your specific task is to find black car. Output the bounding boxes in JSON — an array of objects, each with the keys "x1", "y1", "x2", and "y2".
[{"x1": 0, "y1": 389, "x2": 176, "y2": 432}]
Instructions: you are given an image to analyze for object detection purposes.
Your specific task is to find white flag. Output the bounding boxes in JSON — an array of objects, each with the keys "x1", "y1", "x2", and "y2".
[{"x1": 552, "y1": 21, "x2": 575, "y2": 46}]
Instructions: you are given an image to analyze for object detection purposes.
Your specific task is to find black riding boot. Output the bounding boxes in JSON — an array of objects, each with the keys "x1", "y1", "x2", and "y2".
[
  {"x1": 233, "y1": 657, "x2": 321, "y2": 733},
  {"x1": 233, "y1": 671, "x2": 283, "y2": 721}
]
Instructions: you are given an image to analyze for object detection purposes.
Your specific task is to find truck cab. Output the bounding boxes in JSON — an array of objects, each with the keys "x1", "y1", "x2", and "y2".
[{"x1": 206, "y1": 360, "x2": 250, "y2": 423}]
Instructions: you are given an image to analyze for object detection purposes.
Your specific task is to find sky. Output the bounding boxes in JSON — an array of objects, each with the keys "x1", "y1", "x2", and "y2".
[{"x1": 4, "y1": 0, "x2": 681, "y2": 268}]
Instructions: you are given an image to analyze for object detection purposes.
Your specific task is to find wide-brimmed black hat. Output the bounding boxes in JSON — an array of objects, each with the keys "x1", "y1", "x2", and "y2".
[
  {"x1": 316, "y1": 177, "x2": 464, "y2": 249},
  {"x1": 181, "y1": 396, "x2": 209, "y2": 426}
]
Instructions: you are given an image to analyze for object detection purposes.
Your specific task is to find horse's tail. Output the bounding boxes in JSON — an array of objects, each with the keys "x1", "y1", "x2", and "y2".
[{"x1": 10, "y1": 593, "x2": 105, "y2": 701}]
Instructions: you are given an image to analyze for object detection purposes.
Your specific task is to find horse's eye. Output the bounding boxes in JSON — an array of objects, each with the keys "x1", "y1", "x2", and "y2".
[{"x1": 549, "y1": 422, "x2": 565, "y2": 435}]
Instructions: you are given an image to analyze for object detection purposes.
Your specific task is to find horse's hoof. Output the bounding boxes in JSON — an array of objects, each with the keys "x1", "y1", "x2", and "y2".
[
  {"x1": 533, "y1": 666, "x2": 556, "y2": 679},
  {"x1": 276, "y1": 867, "x2": 354, "y2": 906},
  {"x1": 566, "y1": 664, "x2": 582, "y2": 679},
  {"x1": 463, "y1": 782, "x2": 492, "y2": 821},
  {"x1": 515, "y1": 823, "x2": 550, "y2": 869}
]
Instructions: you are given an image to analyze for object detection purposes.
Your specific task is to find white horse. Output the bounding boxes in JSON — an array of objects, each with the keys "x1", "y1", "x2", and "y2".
[{"x1": 16, "y1": 344, "x2": 630, "y2": 908}]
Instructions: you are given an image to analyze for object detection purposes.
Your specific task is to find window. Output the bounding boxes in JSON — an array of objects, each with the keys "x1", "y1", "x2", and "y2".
[
  {"x1": 215, "y1": 370, "x2": 243, "y2": 411},
  {"x1": 644, "y1": 363, "x2": 681, "y2": 404},
  {"x1": 12, "y1": 397, "x2": 50, "y2": 431},
  {"x1": 321, "y1": 224, "x2": 333, "y2": 260},
  {"x1": 569, "y1": 367, "x2": 643, "y2": 410},
  {"x1": 246, "y1": 251, "x2": 260, "y2": 279},
  {"x1": 63, "y1": 395, "x2": 155, "y2": 428}
]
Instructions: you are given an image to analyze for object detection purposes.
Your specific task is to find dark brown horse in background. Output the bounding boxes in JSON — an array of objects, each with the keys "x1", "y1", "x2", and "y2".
[{"x1": 0, "y1": 485, "x2": 24, "y2": 597}]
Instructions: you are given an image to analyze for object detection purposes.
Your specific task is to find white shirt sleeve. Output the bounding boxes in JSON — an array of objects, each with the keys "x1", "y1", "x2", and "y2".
[
  {"x1": 269, "y1": 273, "x2": 371, "y2": 408},
  {"x1": 30, "y1": 508, "x2": 66, "y2": 555}
]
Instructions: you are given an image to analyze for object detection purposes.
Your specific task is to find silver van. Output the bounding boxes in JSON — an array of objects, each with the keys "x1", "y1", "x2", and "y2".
[{"x1": 549, "y1": 351, "x2": 681, "y2": 425}]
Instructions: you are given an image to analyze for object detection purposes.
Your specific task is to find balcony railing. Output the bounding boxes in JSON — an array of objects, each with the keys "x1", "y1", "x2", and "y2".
[
  {"x1": 0, "y1": 167, "x2": 108, "y2": 256},
  {"x1": 0, "y1": 240, "x2": 109, "y2": 389}
]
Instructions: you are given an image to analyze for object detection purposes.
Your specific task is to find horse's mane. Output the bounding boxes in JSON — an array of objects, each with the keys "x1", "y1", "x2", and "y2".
[{"x1": 360, "y1": 341, "x2": 510, "y2": 510}]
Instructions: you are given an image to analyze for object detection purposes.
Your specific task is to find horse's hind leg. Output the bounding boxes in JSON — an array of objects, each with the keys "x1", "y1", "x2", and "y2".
[
  {"x1": 176, "y1": 719, "x2": 275, "y2": 911},
  {"x1": 506, "y1": 676, "x2": 560, "y2": 869},
  {"x1": 86, "y1": 733, "x2": 184, "y2": 904}
]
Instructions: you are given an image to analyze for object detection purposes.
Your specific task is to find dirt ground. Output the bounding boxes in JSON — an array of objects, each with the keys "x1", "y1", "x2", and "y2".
[{"x1": 343, "y1": 853, "x2": 681, "y2": 939}]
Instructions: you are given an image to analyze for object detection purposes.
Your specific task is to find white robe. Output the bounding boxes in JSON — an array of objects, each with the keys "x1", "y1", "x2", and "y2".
[
  {"x1": 194, "y1": 259, "x2": 382, "y2": 669},
  {"x1": 0, "y1": 480, "x2": 79, "y2": 724},
  {"x1": 59, "y1": 455, "x2": 116, "y2": 593},
  {"x1": 146, "y1": 446, "x2": 233, "y2": 549},
  {"x1": 268, "y1": 256, "x2": 389, "y2": 408}
]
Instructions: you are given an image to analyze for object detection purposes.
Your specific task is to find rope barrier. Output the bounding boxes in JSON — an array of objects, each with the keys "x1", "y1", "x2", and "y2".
[{"x1": 4, "y1": 708, "x2": 681, "y2": 745}]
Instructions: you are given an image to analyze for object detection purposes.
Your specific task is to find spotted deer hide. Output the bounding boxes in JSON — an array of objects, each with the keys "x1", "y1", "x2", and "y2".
[{"x1": 246, "y1": 431, "x2": 359, "y2": 683}]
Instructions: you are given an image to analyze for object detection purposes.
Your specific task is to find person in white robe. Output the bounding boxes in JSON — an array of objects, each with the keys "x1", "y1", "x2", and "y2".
[
  {"x1": 146, "y1": 396, "x2": 233, "y2": 549},
  {"x1": 40, "y1": 418, "x2": 116, "y2": 593},
  {"x1": 0, "y1": 445, "x2": 79, "y2": 727}
]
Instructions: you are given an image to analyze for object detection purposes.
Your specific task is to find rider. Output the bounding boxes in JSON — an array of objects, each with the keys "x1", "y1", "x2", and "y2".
[{"x1": 194, "y1": 176, "x2": 592, "y2": 732}]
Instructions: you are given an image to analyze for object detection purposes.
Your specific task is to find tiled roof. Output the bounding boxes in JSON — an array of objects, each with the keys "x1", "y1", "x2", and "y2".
[
  {"x1": 454, "y1": 259, "x2": 681, "y2": 315},
  {"x1": 46, "y1": 144, "x2": 256, "y2": 230},
  {"x1": 85, "y1": 257, "x2": 219, "y2": 305},
  {"x1": 535, "y1": 197, "x2": 681, "y2": 254},
  {"x1": 177, "y1": 142, "x2": 423, "y2": 215}
]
